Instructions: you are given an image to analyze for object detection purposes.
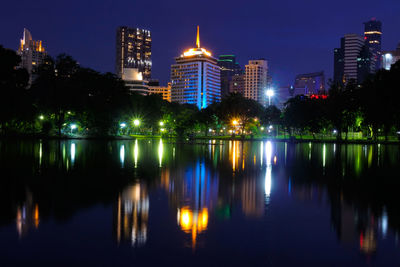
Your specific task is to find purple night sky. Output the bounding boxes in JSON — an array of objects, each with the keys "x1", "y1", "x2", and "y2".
[{"x1": 1, "y1": 0, "x2": 399, "y2": 86}]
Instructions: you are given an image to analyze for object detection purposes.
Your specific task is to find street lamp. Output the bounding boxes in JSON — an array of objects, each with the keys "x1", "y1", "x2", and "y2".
[
  {"x1": 70, "y1": 124, "x2": 77, "y2": 134},
  {"x1": 39, "y1": 115, "x2": 44, "y2": 120},
  {"x1": 266, "y1": 89, "x2": 274, "y2": 106},
  {"x1": 133, "y1": 119, "x2": 140, "y2": 126},
  {"x1": 159, "y1": 121, "x2": 164, "y2": 126}
]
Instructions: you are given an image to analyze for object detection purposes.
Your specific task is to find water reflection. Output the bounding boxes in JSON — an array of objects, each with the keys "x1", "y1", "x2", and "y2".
[
  {"x1": 114, "y1": 183, "x2": 149, "y2": 247},
  {"x1": 1, "y1": 140, "x2": 400, "y2": 265}
]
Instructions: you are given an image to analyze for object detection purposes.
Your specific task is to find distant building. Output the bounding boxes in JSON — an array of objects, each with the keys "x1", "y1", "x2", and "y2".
[
  {"x1": 170, "y1": 26, "x2": 221, "y2": 109},
  {"x1": 244, "y1": 59, "x2": 268, "y2": 106},
  {"x1": 277, "y1": 86, "x2": 305, "y2": 109},
  {"x1": 149, "y1": 81, "x2": 172, "y2": 102},
  {"x1": 334, "y1": 34, "x2": 371, "y2": 85},
  {"x1": 382, "y1": 43, "x2": 400, "y2": 70},
  {"x1": 364, "y1": 18, "x2": 382, "y2": 71},
  {"x1": 229, "y1": 73, "x2": 245, "y2": 95},
  {"x1": 122, "y1": 68, "x2": 149, "y2": 95},
  {"x1": 17, "y1": 28, "x2": 47, "y2": 78},
  {"x1": 217, "y1": 55, "x2": 242, "y2": 96},
  {"x1": 294, "y1": 71, "x2": 325, "y2": 95},
  {"x1": 116, "y1": 26, "x2": 152, "y2": 80}
]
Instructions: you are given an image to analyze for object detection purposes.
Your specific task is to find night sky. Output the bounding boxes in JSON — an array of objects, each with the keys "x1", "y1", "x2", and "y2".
[{"x1": 1, "y1": 0, "x2": 399, "y2": 86}]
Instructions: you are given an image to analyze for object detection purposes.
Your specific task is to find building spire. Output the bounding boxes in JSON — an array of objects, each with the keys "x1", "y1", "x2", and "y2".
[{"x1": 196, "y1": 25, "x2": 200, "y2": 48}]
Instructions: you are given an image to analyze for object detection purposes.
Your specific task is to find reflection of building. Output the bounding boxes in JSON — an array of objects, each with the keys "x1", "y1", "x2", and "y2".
[
  {"x1": 364, "y1": 18, "x2": 382, "y2": 71},
  {"x1": 294, "y1": 72, "x2": 325, "y2": 95},
  {"x1": 114, "y1": 183, "x2": 149, "y2": 247},
  {"x1": 382, "y1": 43, "x2": 400, "y2": 70},
  {"x1": 244, "y1": 59, "x2": 268, "y2": 105},
  {"x1": 217, "y1": 55, "x2": 242, "y2": 96},
  {"x1": 161, "y1": 160, "x2": 218, "y2": 249},
  {"x1": 15, "y1": 190, "x2": 39, "y2": 238},
  {"x1": 171, "y1": 26, "x2": 221, "y2": 109},
  {"x1": 116, "y1": 26, "x2": 152, "y2": 80},
  {"x1": 17, "y1": 28, "x2": 47, "y2": 78}
]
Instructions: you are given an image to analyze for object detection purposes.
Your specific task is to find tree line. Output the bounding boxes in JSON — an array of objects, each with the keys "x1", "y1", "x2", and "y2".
[{"x1": 1, "y1": 45, "x2": 400, "y2": 140}]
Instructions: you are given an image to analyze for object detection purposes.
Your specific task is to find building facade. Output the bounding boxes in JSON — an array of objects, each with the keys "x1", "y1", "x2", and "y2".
[
  {"x1": 334, "y1": 34, "x2": 371, "y2": 85},
  {"x1": 217, "y1": 55, "x2": 242, "y2": 97},
  {"x1": 244, "y1": 59, "x2": 268, "y2": 105},
  {"x1": 294, "y1": 71, "x2": 325, "y2": 95},
  {"x1": 116, "y1": 26, "x2": 152, "y2": 80},
  {"x1": 171, "y1": 27, "x2": 221, "y2": 109},
  {"x1": 149, "y1": 81, "x2": 172, "y2": 102},
  {"x1": 17, "y1": 28, "x2": 47, "y2": 77},
  {"x1": 229, "y1": 73, "x2": 245, "y2": 95},
  {"x1": 122, "y1": 68, "x2": 149, "y2": 95},
  {"x1": 364, "y1": 18, "x2": 382, "y2": 71}
]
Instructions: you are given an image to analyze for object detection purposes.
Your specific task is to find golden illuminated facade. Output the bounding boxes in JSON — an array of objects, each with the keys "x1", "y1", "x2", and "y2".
[
  {"x1": 17, "y1": 28, "x2": 47, "y2": 77},
  {"x1": 116, "y1": 26, "x2": 152, "y2": 80},
  {"x1": 149, "y1": 82, "x2": 172, "y2": 102},
  {"x1": 171, "y1": 26, "x2": 221, "y2": 109}
]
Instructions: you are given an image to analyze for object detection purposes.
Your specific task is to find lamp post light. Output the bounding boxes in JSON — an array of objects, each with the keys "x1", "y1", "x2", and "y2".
[
  {"x1": 120, "y1": 123, "x2": 126, "y2": 135},
  {"x1": 133, "y1": 119, "x2": 140, "y2": 134},
  {"x1": 39, "y1": 115, "x2": 45, "y2": 120},
  {"x1": 266, "y1": 89, "x2": 274, "y2": 106},
  {"x1": 70, "y1": 124, "x2": 77, "y2": 134}
]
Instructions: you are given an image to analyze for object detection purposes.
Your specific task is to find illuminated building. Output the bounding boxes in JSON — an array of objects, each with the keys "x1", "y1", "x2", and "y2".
[
  {"x1": 148, "y1": 80, "x2": 172, "y2": 102},
  {"x1": 294, "y1": 71, "x2": 325, "y2": 95},
  {"x1": 114, "y1": 183, "x2": 149, "y2": 247},
  {"x1": 17, "y1": 28, "x2": 47, "y2": 78},
  {"x1": 116, "y1": 26, "x2": 152, "y2": 80},
  {"x1": 382, "y1": 43, "x2": 400, "y2": 70},
  {"x1": 244, "y1": 59, "x2": 268, "y2": 106},
  {"x1": 364, "y1": 18, "x2": 382, "y2": 71},
  {"x1": 333, "y1": 34, "x2": 368, "y2": 84},
  {"x1": 171, "y1": 26, "x2": 221, "y2": 109},
  {"x1": 122, "y1": 68, "x2": 149, "y2": 95},
  {"x1": 229, "y1": 73, "x2": 245, "y2": 95},
  {"x1": 217, "y1": 55, "x2": 242, "y2": 96}
]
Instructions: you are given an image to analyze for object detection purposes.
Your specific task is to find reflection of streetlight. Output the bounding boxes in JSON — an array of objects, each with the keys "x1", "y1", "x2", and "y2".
[{"x1": 266, "y1": 89, "x2": 274, "y2": 106}]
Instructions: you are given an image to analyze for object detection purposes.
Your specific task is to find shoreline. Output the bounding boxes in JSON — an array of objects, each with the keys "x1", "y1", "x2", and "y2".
[{"x1": 1, "y1": 135, "x2": 399, "y2": 145}]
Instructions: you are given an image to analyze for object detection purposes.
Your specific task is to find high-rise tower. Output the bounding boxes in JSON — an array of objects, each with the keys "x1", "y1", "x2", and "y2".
[
  {"x1": 217, "y1": 55, "x2": 242, "y2": 97},
  {"x1": 244, "y1": 59, "x2": 268, "y2": 105},
  {"x1": 17, "y1": 28, "x2": 47, "y2": 77},
  {"x1": 364, "y1": 18, "x2": 382, "y2": 71},
  {"x1": 170, "y1": 26, "x2": 221, "y2": 109},
  {"x1": 116, "y1": 26, "x2": 152, "y2": 80}
]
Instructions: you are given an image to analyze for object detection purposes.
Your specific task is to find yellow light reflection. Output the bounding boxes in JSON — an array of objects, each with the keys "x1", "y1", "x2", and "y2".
[{"x1": 178, "y1": 207, "x2": 209, "y2": 249}]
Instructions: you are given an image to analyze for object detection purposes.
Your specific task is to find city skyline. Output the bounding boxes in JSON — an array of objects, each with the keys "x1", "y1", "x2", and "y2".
[{"x1": 1, "y1": 0, "x2": 399, "y2": 87}]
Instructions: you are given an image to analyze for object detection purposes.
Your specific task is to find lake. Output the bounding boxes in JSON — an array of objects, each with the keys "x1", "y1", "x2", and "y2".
[{"x1": 1, "y1": 139, "x2": 400, "y2": 266}]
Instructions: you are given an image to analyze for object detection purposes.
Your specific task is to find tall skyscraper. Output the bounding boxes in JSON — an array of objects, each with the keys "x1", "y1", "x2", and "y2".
[
  {"x1": 334, "y1": 34, "x2": 369, "y2": 84},
  {"x1": 116, "y1": 26, "x2": 152, "y2": 80},
  {"x1": 17, "y1": 28, "x2": 47, "y2": 77},
  {"x1": 217, "y1": 55, "x2": 242, "y2": 96},
  {"x1": 294, "y1": 71, "x2": 325, "y2": 95},
  {"x1": 244, "y1": 59, "x2": 268, "y2": 105},
  {"x1": 170, "y1": 26, "x2": 221, "y2": 109},
  {"x1": 364, "y1": 18, "x2": 382, "y2": 71}
]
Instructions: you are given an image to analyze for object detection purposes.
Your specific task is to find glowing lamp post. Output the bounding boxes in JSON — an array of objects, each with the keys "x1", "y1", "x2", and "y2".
[
  {"x1": 133, "y1": 119, "x2": 140, "y2": 134},
  {"x1": 266, "y1": 89, "x2": 274, "y2": 106},
  {"x1": 70, "y1": 124, "x2": 77, "y2": 134}
]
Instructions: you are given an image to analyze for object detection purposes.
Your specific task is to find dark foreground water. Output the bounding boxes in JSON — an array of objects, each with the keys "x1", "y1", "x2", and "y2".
[{"x1": 1, "y1": 140, "x2": 400, "y2": 266}]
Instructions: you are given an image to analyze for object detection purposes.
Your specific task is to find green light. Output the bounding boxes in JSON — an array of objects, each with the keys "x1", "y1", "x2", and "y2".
[
  {"x1": 159, "y1": 121, "x2": 164, "y2": 126},
  {"x1": 39, "y1": 115, "x2": 44, "y2": 120}
]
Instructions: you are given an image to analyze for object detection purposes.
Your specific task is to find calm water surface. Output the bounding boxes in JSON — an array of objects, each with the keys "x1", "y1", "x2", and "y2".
[{"x1": 1, "y1": 139, "x2": 400, "y2": 266}]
